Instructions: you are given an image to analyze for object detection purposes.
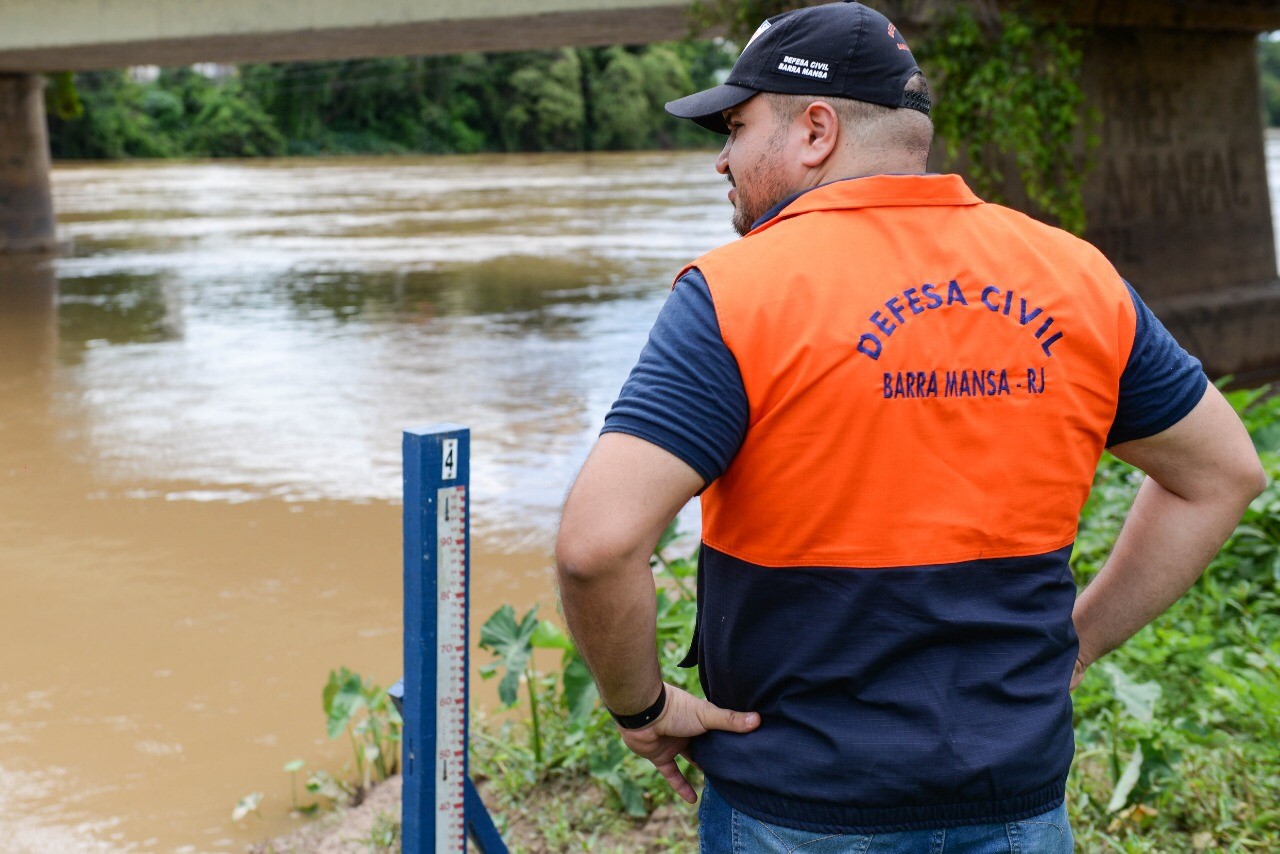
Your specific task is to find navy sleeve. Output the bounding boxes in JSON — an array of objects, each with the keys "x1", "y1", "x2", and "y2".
[
  {"x1": 1107, "y1": 281, "x2": 1209, "y2": 447},
  {"x1": 601, "y1": 268, "x2": 749, "y2": 485}
]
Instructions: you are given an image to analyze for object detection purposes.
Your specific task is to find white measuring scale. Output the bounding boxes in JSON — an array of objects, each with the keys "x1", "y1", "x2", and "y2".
[{"x1": 435, "y1": 478, "x2": 468, "y2": 851}]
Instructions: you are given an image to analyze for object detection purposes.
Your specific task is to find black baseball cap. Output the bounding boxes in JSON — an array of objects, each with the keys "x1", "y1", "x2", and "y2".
[{"x1": 666, "y1": 0, "x2": 929, "y2": 134}]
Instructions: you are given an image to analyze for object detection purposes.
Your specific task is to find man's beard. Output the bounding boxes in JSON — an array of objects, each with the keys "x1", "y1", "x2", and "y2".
[
  {"x1": 731, "y1": 200, "x2": 756, "y2": 237},
  {"x1": 730, "y1": 168, "x2": 794, "y2": 237}
]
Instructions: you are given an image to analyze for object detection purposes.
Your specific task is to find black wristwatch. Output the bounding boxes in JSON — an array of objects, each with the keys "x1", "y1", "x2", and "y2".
[{"x1": 609, "y1": 684, "x2": 667, "y2": 729}]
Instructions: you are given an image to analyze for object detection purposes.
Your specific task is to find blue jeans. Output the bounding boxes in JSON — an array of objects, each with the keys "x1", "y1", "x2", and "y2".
[{"x1": 698, "y1": 782, "x2": 1074, "y2": 854}]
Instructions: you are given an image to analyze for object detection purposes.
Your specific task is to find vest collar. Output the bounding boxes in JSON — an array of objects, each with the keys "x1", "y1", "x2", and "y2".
[{"x1": 748, "y1": 173, "x2": 982, "y2": 235}]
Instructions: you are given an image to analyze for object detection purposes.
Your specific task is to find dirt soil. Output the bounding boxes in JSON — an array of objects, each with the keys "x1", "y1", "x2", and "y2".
[
  {"x1": 250, "y1": 775, "x2": 699, "y2": 853},
  {"x1": 248, "y1": 778, "x2": 402, "y2": 853}
]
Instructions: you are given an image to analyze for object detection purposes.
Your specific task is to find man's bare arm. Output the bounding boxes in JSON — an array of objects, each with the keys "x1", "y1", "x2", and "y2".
[
  {"x1": 1072, "y1": 383, "x2": 1266, "y2": 685},
  {"x1": 555, "y1": 432, "x2": 705, "y2": 713},
  {"x1": 556, "y1": 433, "x2": 761, "y2": 804}
]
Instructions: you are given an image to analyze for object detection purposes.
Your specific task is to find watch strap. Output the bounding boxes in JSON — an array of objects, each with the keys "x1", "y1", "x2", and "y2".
[{"x1": 609, "y1": 684, "x2": 667, "y2": 730}]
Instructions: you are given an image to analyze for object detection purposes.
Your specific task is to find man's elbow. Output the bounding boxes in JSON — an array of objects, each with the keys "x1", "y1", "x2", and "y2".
[
  {"x1": 1242, "y1": 455, "x2": 1268, "y2": 503},
  {"x1": 554, "y1": 534, "x2": 601, "y2": 585},
  {"x1": 554, "y1": 526, "x2": 643, "y2": 586},
  {"x1": 1216, "y1": 449, "x2": 1268, "y2": 510}
]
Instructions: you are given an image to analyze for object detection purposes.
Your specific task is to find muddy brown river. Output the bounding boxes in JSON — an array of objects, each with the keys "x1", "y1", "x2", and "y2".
[
  {"x1": 3, "y1": 137, "x2": 1279, "y2": 851},
  {"x1": 0, "y1": 151, "x2": 733, "y2": 852}
]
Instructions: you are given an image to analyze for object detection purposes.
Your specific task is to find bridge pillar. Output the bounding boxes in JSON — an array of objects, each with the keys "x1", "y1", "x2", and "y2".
[
  {"x1": 905, "y1": 0, "x2": 1280, "y2": 380},
  {"x1": 1077, "y1": 28, "x2": 1280, "y2": 382},
  {"x1": 0, "y1": 73, "x2": 57, "y2": 255}
]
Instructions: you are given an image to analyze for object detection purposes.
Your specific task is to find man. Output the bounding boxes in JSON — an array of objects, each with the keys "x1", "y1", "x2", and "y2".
[{"x1": 555, "y1": 2, "x2": 1266, "y2": 851}]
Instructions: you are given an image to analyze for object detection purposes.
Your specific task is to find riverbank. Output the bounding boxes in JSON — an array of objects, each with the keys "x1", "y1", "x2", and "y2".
[
  {"x1": 249, "y1": 778, "x2": 401, "y2": 854},
  {"x1": 47, "y1": 45, "x2": 732, "y2": 161},
  {"x1": 252, "y1": 774, "x2": 700, "y2": 853}
]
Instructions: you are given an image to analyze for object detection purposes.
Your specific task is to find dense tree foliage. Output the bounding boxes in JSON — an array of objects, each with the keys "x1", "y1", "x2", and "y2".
[
  {"x1": 47, "y1": 68, "x2": 284, "y2": 158},
  {"x1": 45, "y1": 32, "x2": 1280, "y2": 160},
  {"x1": 1260, "y1": 35, "x2": 1280, "y2": 127},
  {"x1": 46, "y1": 42, "x2": 734, "y2": 159}
]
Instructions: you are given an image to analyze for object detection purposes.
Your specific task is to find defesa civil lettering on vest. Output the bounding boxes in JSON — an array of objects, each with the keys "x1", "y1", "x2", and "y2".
[{"x1": 855, "y1": 279, "x2": 1064, "y2": 361}]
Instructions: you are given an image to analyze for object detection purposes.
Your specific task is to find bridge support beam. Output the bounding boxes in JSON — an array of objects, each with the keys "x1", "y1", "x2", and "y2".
[
  {"x1": 1077, "y1": 28, "x2": 1280, "y2": 382},
  {"x1": 920, "y1": 11, "x2": 1280, "y2": 381},
  {"x1": 0, "y1": 73, "x2": 57, "y2": 256}
]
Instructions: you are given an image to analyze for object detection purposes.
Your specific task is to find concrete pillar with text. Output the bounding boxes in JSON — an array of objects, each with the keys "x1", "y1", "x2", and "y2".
[
  {"x1": 1077, "y1": 24, "x2": 1280, "y2": 382},
  {"x1": 906, "y1": 1, "x2": 1280, "y2": 381}
]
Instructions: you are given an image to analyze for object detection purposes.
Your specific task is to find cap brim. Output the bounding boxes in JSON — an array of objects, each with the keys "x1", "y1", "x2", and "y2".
[{"x1": 665, "y1": 84, "x2": 759, "y2": 135}]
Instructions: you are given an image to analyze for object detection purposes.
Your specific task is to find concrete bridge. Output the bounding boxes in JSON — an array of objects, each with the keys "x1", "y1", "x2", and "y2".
[
  {"x1": 3, "y1": 0, "x2": 1280, "y2": 379},
  {"x1": 0, "y1": 0, "x2": 694, "y2": 71},
  {"x1": 0, "y1": 0, "x2": 696, "y2": 257}
]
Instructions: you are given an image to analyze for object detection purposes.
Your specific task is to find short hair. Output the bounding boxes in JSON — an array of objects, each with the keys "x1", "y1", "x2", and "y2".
[{"x1": 764, "y1": 73, "x2": 933, "y2": 166}]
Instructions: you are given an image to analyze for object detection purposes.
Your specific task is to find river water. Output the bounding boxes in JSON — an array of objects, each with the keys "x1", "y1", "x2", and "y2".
[
  {"x1": 0, "y1": 151, "x2": 734, "y2": 852},
  {"x1": 2, "y1": 137, "x2": 1279, "y2": 851}
]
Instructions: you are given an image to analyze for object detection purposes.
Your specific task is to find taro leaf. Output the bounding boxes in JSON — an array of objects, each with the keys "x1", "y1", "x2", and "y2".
[
  {"x1": 530, "y1": 620, "x2": 574, "y2": 651},
  {"x1": 1174, "y1": 719, "x2": 1221, "y2": 746},
  {"x1": 1137, "y1": 735, "x2": 1180, "y2": 792},
  {"x1": 595, "y1": 768, "x2": 646, "y2": 817},
  {"x1": 1250, "y1": 421, "x2": 1280, "y2": 454},
  {"x1": 562, "y1": 652, "x2": 599, "y2": 724},
  {"x1": 231, "y1": 791, "x2": 263, "y2": 822},
  {"x1": 361, "y1": 677, "x2": 387, "y2": 707},
  {"x1": 479, "y1": 605, "x2": 539, "y2": 707},
  {"x1": 322, "y1": 669, "x2": 342, "y2": 716},
  {"x1": 667, "y1": 556, "x2": 697, "y2": 579},
  {"x1": 657, "y1": 595, "x2": 696, "y2": 632},
  {"x1": 615, "y1": 775, "x2": 647, "y2": 817},
  {"x1": 589, "y1": 739, "x2": 648, "y2": 817},
  {"x1": 1235, "y1": 524, "x2": 1270, "y2": 542},
  {"x1": 325, "y1": 669, "x2": 367, "y2": 739},
  {"x1": 306, "y1": 770, "x2": 349, "y2": 800},
  {"x1": 589, "y1": 736, "x2": 627, "y2": 775},
  {"x1": 1100, "y1": 662, "x2": 1161, "y2": 723},
  {"x1": 1107, "y1": 744, "x2": 1144, "y2": 812},
  {"x1": 655, "y1": 518, "x2": 680, "y2": 555}
]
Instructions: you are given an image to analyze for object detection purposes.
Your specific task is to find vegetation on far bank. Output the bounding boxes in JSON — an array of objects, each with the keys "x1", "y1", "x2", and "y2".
[
  {"x1": 44, "y1": 42, "x2": 734, "y2": 161},
  {"x1": 1260, "y1": 36, "x2": 1280, "y2": 127},
  {"x1": 36, "y1": 12, "x2": 1280, "y2": 238},
  {"x1": 43, "y1": 6, "x2": 1098, "y2": 234},
  {"x1": 461, "y1": 382, "x2": 1280, "y2": 852}
]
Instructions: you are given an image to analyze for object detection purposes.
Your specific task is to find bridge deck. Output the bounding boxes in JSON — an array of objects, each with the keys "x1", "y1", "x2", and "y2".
[{"x1": 0, "y1": 0, "x2": 692, "y2": 72}]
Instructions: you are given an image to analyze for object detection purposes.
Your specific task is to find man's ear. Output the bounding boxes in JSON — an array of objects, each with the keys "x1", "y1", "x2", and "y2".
[{"x1": 799, "y1": 100, "x2": 839, "y2": 168}]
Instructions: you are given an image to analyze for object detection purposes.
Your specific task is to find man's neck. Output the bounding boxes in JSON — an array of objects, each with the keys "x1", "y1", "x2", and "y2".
[{"x1": 805, "y1": 155, "x2": 926, "y2": 189}]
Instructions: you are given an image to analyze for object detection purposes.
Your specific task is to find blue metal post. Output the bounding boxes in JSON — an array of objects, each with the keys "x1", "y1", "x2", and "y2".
[{"x1": 401, "y1": 425, "x2": 507, "y2": 853}]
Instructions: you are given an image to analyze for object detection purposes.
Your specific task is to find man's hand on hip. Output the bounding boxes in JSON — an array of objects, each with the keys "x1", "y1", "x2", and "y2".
[
  {"x1": 1070, "y1": 656, "x2": 1088, "y2": 692},
  {"x1": 617, "y1": 683, "x2": 760, "y2": 805}
]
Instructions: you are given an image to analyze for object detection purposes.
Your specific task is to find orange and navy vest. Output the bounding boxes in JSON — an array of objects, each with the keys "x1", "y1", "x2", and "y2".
[{"x1": 676, "y1": 174, "x2": 1135, "y2": 831}]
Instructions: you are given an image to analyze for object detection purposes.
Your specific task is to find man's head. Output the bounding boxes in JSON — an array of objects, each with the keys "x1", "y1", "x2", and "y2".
[
  {"x1": 715, "y1": 77, "x2": 933, "y2": 234},
  {"x1": 666, "y1": 1, "x2": 934, "y2": 235}
]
